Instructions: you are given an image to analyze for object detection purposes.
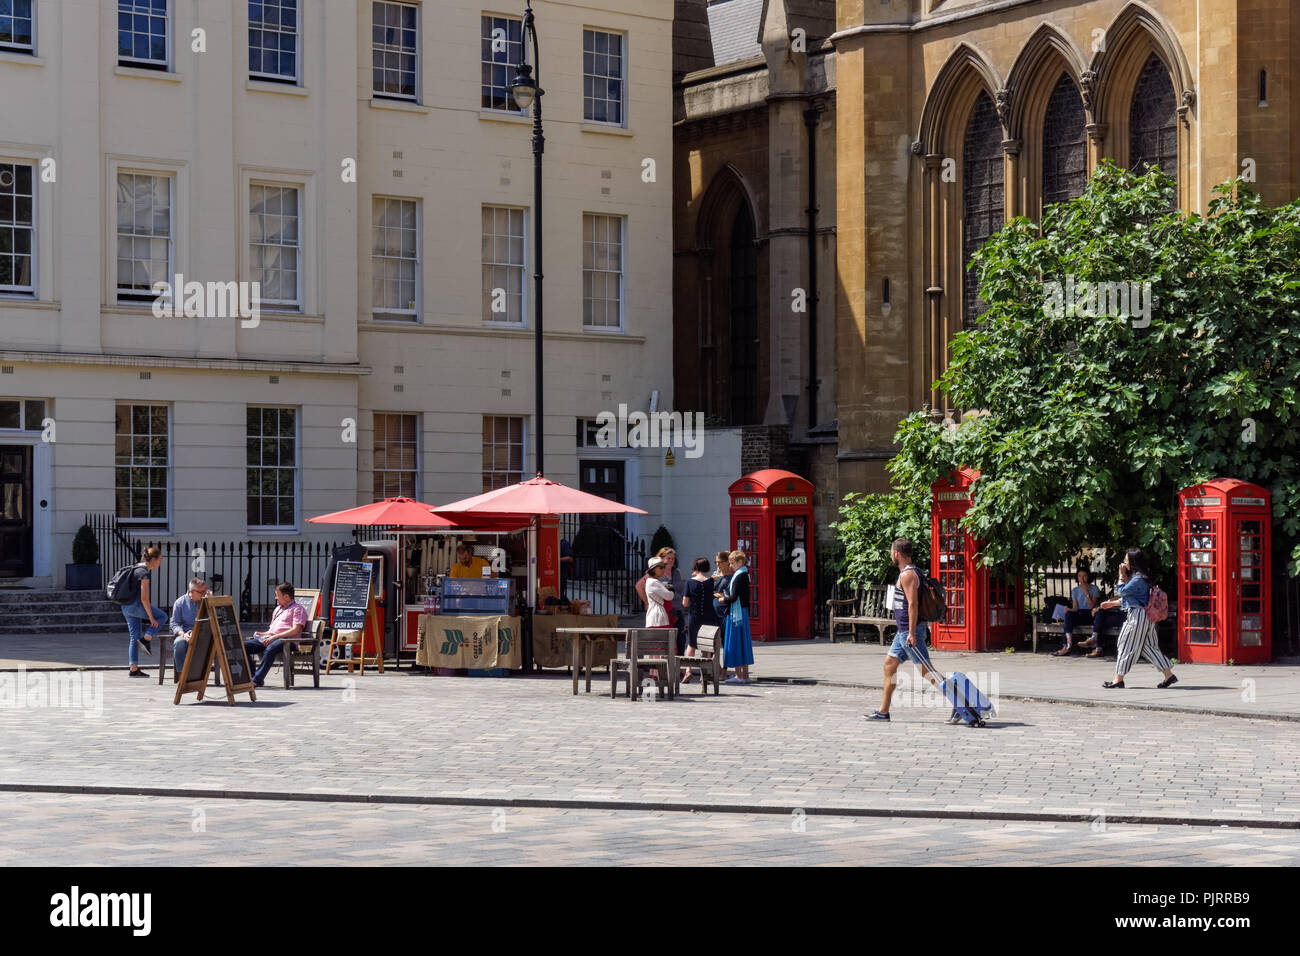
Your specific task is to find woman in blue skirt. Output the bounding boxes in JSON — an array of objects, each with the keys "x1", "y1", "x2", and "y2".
[{"x1": 715, "y1": 550, "x2": 754, "y2": 685}]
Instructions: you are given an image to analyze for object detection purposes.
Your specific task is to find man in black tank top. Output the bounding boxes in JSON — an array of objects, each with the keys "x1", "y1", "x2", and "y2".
[{"x1": 866, "y1": 537, "x2": 945, "y2": 721}]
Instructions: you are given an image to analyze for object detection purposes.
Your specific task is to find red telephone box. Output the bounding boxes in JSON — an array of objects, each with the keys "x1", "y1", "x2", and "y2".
[
  {"x1": 727, "y1": 470, "x2": 815, "y2": 641},
  {"x1": 930, "y1": 468, "x2": 1022, "y2": 651},
  {"x1": 1177, "y1": 479, "x2": 1272, "y2": 664}
]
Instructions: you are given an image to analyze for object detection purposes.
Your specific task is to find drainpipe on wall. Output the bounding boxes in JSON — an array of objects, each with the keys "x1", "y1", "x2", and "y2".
[{"x1": 803, "y1": 104, "x2": 822, "y2": 432}]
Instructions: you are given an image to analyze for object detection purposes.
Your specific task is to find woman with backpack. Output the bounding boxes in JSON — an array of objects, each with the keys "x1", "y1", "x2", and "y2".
[
  {"x1": 1101, "y1": 547, "x2": 1177, "y2": 689},
  {"x1": 121, "y1": 546, "x2": 168, "y2": 678}
]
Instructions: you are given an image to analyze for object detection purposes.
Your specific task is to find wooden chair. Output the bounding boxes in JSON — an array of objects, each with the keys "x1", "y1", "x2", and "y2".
[
  {"x1": 610, "y1": 628, "x2": 676, "y2": 701},
  {"x1": 676, "y1": 624, "x2": 722, "y2": 695},
  {"x1": 283, "y1": 619, "x2": 324, "y2": 688}
]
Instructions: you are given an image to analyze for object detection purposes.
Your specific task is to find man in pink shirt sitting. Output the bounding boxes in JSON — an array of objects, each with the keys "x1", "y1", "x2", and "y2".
[{"x1": 244, "y1": 581, "x2": 308, "y2": 687}]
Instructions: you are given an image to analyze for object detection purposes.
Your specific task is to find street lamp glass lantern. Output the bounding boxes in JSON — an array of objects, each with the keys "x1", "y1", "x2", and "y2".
[{"x1": 510, "y1": 63, "x2": 537, "y2": 111}]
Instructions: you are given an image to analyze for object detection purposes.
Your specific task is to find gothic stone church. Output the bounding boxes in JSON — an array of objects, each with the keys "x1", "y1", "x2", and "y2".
[{"x1": 673, "y1": 0, "x2": 1298, "y2": 541}]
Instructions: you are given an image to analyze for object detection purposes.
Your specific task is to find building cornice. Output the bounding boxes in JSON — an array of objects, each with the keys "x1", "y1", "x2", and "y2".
[
  {"x1": 830, "y1": 0, "x2": 1051, "y2": 44},
  {"x1": 0, "y1": 349, "x2": 370, "y2": 375}
]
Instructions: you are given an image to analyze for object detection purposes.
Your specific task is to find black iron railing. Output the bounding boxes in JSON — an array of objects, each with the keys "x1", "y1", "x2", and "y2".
[
  {"x1": 560, "y1": 514, "x2": 646, "y2": 616},
  {"x1": 84, "y1": 514, "x2": 349, "y2": 623}
]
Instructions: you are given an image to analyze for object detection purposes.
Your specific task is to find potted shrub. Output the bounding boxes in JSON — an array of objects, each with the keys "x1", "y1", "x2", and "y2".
[
  {"x1": 649, "y1": 525, "x2": 676, "y2": 555},
  {"x1": 65, "y1": 524, "x2": 102, "y2": 590}
]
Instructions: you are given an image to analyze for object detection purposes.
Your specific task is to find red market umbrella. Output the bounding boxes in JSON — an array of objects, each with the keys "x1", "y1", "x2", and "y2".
[
  {"x1": 431, "y1": 475, "x2": 647, "y2": 517},
  {"x1": 308, "y1": 496, "x2": 458, "y2": 528}
]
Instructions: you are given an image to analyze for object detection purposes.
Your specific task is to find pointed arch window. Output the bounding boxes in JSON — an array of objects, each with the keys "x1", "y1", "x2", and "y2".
[
  {"x1": 1129, "y1": 53, "x2": 1177, "y2": 182},
  {"x1": 962, "y1": 90, "x2": 1004, "y2": 328},
  {"x1": 728, "y1": 205, "x2": 759, "y2": 425},
  {"x1": 1042, "y1": 73, "x2": 1087, "y2": 208}
]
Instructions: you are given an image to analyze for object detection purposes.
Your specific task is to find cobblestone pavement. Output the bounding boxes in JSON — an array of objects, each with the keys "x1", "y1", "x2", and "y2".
[
  {"x1": 3, "y1": 792, "x2": 1297, "y2": 866},
  {"x1": 5, "y1": 633, "x2": 1296, "y2": 720},
  {"x1": 2, "y1": 671, "x2": 1298, "y2": 826}
]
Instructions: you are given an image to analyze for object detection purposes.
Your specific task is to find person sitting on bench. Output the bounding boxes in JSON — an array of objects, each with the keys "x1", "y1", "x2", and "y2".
[
  {"x1": 1056, "y1": 569, "x2": 1101, "y2": 656},
  {"x1": 1075, "y1": 569, "x2": 1126, "y2": 658},
  {"x1": 169, "y1": 576, "x2": 209, "y2": 678},
  {"x1": 243, "y1": 582, "x2": 307, "y2": 687}
]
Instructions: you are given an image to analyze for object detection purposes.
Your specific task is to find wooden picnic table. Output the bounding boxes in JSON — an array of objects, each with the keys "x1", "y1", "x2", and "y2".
[{"x1": 554, "y1": 627, "x2": 630, "y2": 695}]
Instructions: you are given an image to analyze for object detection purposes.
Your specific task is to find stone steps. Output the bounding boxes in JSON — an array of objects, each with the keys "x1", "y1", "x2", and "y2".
[{"x1": 0, "y1": 588, "x2": 130, "y2": 635}]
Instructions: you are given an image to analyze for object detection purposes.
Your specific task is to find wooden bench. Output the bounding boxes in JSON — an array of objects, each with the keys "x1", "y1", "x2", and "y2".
[
  {"x1": 827, "y1": 584, "x2": 896, "y2": 645},
  {"x1": 676, "y1": 624, "x2": 722, "y2": 695},
  {"x1": 1030, "y1": 620, "x2": 1121, "y2": 655},
  {"x1": 1031, "y1": 613, "x2": 1177, "y2": 656}
]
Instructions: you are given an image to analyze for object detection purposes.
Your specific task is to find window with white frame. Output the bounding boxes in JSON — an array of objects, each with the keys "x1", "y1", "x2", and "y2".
[
  {"x1": 372, "y1": 1, "x2": 417, "y2": 100},
  {"x1": 482, "y1": 416, "x2": 524, "y2": 492},
  {"x1": 481, "y1": 14, "x2": 523, "y2": 112},
  {"x1": 481, "y1": 205, "x2": 525, "y2": 324},
  {"x1": 0, "y1": 163, "x2": 34, "y2": 294},
  {"x1": 246, "y1": 406, "x2": 297, "y2": 529},
  {"x1": 0, "y1": 398, "x2": 47, "y2": 432},
  {"x1": 0, "y1": 0, "x2": 34, "y2": 53},
  {"x1": 250, "y1": 183, "x2": 300, "y2": 308},
  {"x1": 249, "y1": 0, "x2": 299, "y2": 82},
  {"x1": 373, "y1": 413, "x2": 419, "y2": 499},
  {"x1": 582, "y1": 213, "x2": 624, "y2": 330},
  {"x1": 115, "y1": 403, "x2": 170, "y2": 525},
  {"x1": 583, "y1": 29, "x2": 625, "y2": 125},
  {"x1": 372, "y1": 197, "x2": 418, "y2": 321},
  {"x1": 116, "y1": 172, "x2": 172, "y2": 302},
  {"x1": 118, "y1": 0, "x2": 169, "y2": 69}
]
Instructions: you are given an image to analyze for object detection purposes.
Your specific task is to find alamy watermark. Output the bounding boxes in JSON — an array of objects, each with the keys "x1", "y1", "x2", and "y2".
[
  {"x1": 0, "y1": 665, "x2": 102, "y2": 717},
  {"x1": 49, "y1": 886, "x2": 150, "y2": 936},
  {"x1": 593, "y1": 404, "x2": 704, "y2": 459},
  {"x1": 151, "y1": 275, "x2": 261, "y2": 328},
  {"x1": 1042, "y1": 275, "x2": 1153, "y2": 328},
  {"x1": 890, "y1": 669, "x2": 1000, "y2": 712}
]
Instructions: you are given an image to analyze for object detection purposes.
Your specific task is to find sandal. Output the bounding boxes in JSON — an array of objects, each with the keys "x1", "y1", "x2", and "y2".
[{"x1": 1102, "y1": 680, "x2": 1125, "y2": 689}]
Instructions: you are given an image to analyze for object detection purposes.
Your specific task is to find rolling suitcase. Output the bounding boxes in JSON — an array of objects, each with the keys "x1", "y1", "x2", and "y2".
[{"x1": 939, "y1": 670, "x2": 994, "y2": 727}]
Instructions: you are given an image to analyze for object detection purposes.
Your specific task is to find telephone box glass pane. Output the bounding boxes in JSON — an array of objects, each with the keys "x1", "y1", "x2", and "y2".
[
  {"x1": 1240, "y1": 631, "x2": 1262, "y2": 646},
  {"x1": 775, "y1": 515, "x2": 806, "y2": 588},
  {"x1": 937, "y1": 517, "x2": 965, "y2": 625},
  {"x1": 1183, "y1": 518, "x2": 1217, "y2": 644}
]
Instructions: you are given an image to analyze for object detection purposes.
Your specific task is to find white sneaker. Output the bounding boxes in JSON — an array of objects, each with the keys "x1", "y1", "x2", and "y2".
[{"x1": 724, "y1": 676, "x2": 744, "y2": 685}]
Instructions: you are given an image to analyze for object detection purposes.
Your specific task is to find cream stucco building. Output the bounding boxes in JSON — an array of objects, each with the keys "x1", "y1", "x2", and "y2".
[{"x1": 0, "y1": 0, "x2": 674, "y2": 585}]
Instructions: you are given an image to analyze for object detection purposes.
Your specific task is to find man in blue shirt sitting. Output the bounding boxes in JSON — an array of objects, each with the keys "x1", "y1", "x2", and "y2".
[{"x1": 169, "y1": 577, "x2": 208, "y2": 680}]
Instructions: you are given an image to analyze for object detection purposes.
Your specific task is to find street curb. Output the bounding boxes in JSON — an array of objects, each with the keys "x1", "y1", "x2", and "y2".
[
  {"x1": 753, "y1": 677, "x2": 1300, "y2": 723},
  {"x1": 1, "y1": 663, "x2": 1294, "y2": 722},
  {"x1": 2, "y1": 782, "x2": 1296, "y2": 830}
]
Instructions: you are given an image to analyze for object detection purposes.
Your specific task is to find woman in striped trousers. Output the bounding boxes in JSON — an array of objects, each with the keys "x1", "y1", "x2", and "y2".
[{"x1": 1100, "y1": 548, "x2": 1177, "y2": 689}]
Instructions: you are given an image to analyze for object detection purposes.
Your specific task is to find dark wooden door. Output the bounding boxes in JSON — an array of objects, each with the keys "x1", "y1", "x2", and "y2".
[
  {"x1": 0, "y1": 445, "x2": 33, "y2": 577},
  {"x1": 579, "y1": 460, "x2": 625, "y2": 534}
]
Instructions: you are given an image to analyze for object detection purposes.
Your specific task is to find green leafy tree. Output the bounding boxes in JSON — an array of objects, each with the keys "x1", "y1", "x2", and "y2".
[
  {"x1": 830, "y1": 492, "x2": 930, "y2": 586},
  {"x1": 890, "y1": 162, "x2": 1300, "y2": 575}
]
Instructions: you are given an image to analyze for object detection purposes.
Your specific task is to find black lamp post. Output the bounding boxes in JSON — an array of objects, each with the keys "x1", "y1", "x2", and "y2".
[{"x1": 508, "y1": 2, "x2": 545, "y2": 478}]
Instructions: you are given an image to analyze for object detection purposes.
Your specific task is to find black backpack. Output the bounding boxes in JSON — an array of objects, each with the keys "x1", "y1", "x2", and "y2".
[
  {"x1": 107, "y1": 564, "x2": 142, "y2": 605},
  {"x1": 915, "y1": 568, "x2": 948, "y2": 624}
]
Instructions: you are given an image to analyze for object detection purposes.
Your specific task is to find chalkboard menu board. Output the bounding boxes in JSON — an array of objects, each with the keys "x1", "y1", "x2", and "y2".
[
  {"x1": 331, "y1": 561, "x2": 374, "y2": 630},
  {"x1": 212, "y1": 600, "x2": 250, "y2": 686},
  {"x1": 173, "y1": 595, "x2": 257, "y2": 705}
]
